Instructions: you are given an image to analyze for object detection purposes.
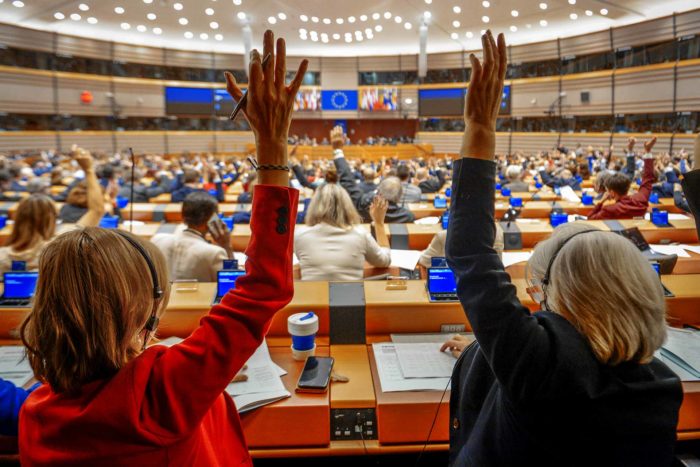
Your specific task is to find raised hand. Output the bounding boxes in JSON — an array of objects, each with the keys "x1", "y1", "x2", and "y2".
[
  {"x1": 627, "y1": 137, "x2": 636, "y2": 153},
  {"x1": 369, "y1": 195, "x2": 388, "y2": 226},
  {"x1": 224, "y1": 30, "x2": 308, "y2": 186},
  {"x1": 461, "y1": 30, "x2": 507, "y2": 160},
  {"x1": 71, "y1": 144, "x2": 94, "y2": 172},
  {"x1": 644, "y1": 136, "x2": 657, "y2": 154},
  {"x1": 330, "y1": 125, "x2": 345, "y2": 150}
]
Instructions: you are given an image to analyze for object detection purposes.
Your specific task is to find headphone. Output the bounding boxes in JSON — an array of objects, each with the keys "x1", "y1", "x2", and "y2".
[{"x1": 114, "y1": 231, "x2": 164, "y2": 349}]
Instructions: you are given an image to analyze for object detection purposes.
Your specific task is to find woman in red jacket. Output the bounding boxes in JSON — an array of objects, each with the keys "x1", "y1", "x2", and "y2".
[{"x1": 18, "y1": 30, "x2": 308, "y2": 466}]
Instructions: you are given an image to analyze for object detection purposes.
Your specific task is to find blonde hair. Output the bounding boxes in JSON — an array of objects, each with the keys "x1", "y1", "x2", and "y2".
[
  {"x1": 8, "y1": 194, "x2": 57, "y2": 251},
  {"x1": 305, "y1": 183, "x2": 361, "y2": 229},
  {"x1": 20, "y1": 228, "x2": 171, "y2": 395},
  {"x1": 526, "y1": 222, "x2": 666, "y2": 365}
]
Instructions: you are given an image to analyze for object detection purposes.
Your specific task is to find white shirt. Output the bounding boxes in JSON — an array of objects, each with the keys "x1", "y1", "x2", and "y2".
[
  {"x1": 294, "y1": 223, "x2": 391, "y2": 281},
  {"x1": 151, "y1": 229, "x2": 228, "y2": 282}
]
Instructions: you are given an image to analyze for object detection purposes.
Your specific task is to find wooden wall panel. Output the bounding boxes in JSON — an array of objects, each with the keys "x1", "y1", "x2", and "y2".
[
  {"x1": 214, "y1": 131, "x2": 255, "y2": 154},
  {"x1": 0, "y1": 23, "x2": 54, "y2": 53},
  {"x1": 359, "y1": 56, "x2": 399, "y2": 71},
  {"x1": 164, "y1": 49, "x2": 213, "y2": 69},
  {"x1": 58, "y1": 132, "x2": 113, "y2": 154},
  {"x1": 614, "y1": 67, "x2": 675, "y2": 114},
  {"x1": 676, "y1": 9, "x2": 700, "y2": 38},
  {"x1": 113, "y1": 81, "x2": 165, "y2": 117},
  {"x1": 56, "y1": 34, "x2": 111, "y2": 61},
  {"x1": 56, "y1": 76, "x2": 112, "y2": 115},
  {"x1": 115, "y1": 132, "x2": 166, "y2": 154},
  {"x1": 0, "y1": 132, "x2": 57, "y2": 152},
  {"x1": 321, "y1": 57, "x2": 358, "y2": 88},
  {"x1": 510, "y1": 78, "x2": 561, "y2": 117},
  {"x1": 561, "y1": 74, "x2": 613, "y2": 116},
  {"x1": 0, "y1": 71, "x2": 53, "y2": 114},
  {"x1": 510, "y1": 40, "x2": 559, "y2": 64},
  {"x1": 560, "y1": 133, "x2": 611, "y2": 152},
  {"x1": 167, "y1": 132, "x2": 215, "y2": 154},
  {"x1": 613, "y1": 16, "x2": 674, "y2": 49},
  {"x1": 113, "y1": 43, "x2": 165, "y2": 66},
  {"x1": 560, "y1": 30, "x2": 611, "y2": 57},
  {"x1": 427, "y1": 51, "x2": 465, "y2": 70},
  {"x1": 676, "y1": 62, "x2": 700, "y2": 113}
]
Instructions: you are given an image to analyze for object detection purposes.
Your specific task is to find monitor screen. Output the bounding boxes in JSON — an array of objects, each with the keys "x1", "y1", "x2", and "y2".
[
  {"x1": 3, "y1": 272, "x2": 39, "y2": 299},
  {"x1": 217, "y1": 270, "x2": 245, "y2": 297},
  {"x1": 427, "y1": 268, "x2": 457, "y2": 294},
  {"x1": 651, "y1": 262, "x2": 661, "y2": 276},
  {"x1": 418, "y1": 85, "x2": 511, "y2": 117},
  {"x1": 165, "y1": 87, "x2": 214, "y2": 115}
]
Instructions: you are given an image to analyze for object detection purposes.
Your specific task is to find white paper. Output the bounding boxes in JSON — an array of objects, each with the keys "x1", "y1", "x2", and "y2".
[
  {"x1": 226, "y1": 341, "x2": 287, "y2": 396},
  {"x1": 390, "y1": 249, "x2": 422, "y2": 270},
  {"x1": 650, "y1": 244, "x2": 691, "y2": 258},
  {"x1": 292, "y1": 253, "x2": 300, "y2": 266},
  {"x1": 515, "y1": 219, "x2": 541, "y2": 224},
  {"x1": 372, "y1": 343, "x2": 450, "y2": 392},
  {"x1": 233, "y1": 252, "x2": 247, "y2": 266},
  {"x1": 0, "y1": 346, "x2": 34, "y2": 387},
  {"x1": 394, "y1": 343, "x2": 456, "y2": 378},
  {"x1": 502, "y1": 251, "x2": 533, "y2": 268},
  {"x1": 414, "y1": 216, "x2": 440, "y2": 225},
  {"x1": 392, "y1": 333, "x2": 474, "y2": 345},
  {"x1": 681, "y1": 245, "x2": 700, "y2": 255},
  {"x1": 662, "y1": 328, "x2": 700, "y2": 375},
  {"x1": 233, "y1": 390, "x2": 291, "y2": 414},
  {"x1": 559, "y1": 186, "x2": 581, "y2": 203}
]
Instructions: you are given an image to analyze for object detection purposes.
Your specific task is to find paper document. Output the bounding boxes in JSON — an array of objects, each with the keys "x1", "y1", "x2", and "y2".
[
  {"x1": 390, "y1": 249, "x2": 422, "y2": 270},
  {"x1": 650, "y1": 245, "x2": 691, "y2": 258},
  {"x1": 394, "y1": 343, "x2": 456, "y2": 378},
  {"x1": 414, "y1": 216, "x2": 440, "y2": 225},
  {"x1": 659, "y1": 328, "x2": 700, "y2": 379},
  {"x1": 0, "y1": 346, "x2": 34, "y2": 387},
  {"x1": 372, "y1": 343, "x2": 451, "y2": 392},
  {"x1": 502, "y1": 251, "x2": 533, "y2": 268},
  {"x1": 391, "y1": 333, "x2": 474, "y2": 344},
  {"x1": 681, "y1": 245, "x2": 700, "y2": 255},
  {"x1": 559, "y1": 186, "x2": 581, "y2": 203}
]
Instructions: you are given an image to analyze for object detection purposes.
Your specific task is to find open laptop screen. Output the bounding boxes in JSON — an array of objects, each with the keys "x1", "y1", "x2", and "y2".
[
  {"x1": 427, "y1": 267, "x2": 457, "y2": 294},
  {"x1": 216, "y1": 270, "x2": 245, "y2": 298},
  {"x1": 3, "y1": 272, "x2": 39, "y2": 299}
]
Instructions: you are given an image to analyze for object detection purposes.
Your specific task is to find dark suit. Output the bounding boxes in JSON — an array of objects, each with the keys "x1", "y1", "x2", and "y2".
[
  {"x1": 117, "y1": 175, "x2": 172, "y2": 203},
  {"x1": 418, "y1": 169, "x2": 447, "y2": 194},
  {"x1": 681, "y1": 169, "x2": 700, "y2": 238},
  {"x1": 446, "y1": 157, "x2": 682, "y2": 466},
  {"x1": 539, "y1": 170, "x2": 581, "y2": 191}
]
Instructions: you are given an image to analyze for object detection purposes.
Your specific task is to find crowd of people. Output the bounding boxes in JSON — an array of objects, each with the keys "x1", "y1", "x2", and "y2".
[{"x1": 0, "y1": 29, "x2": 696, "y2": 466}]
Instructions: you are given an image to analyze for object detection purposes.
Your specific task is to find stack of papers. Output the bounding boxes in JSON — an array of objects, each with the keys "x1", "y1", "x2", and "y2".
[
  {"x1": 502, "y1": 251, "x2": 533, "y2": 268},
  {"x1": 0, "y1": 346, "x2": 34, "y2": 387},
  {"x1": 414, "y1": 216, "x2": 440, "y2": 225},
  {"x1": 373, "y1": 342, "x2": 455, "y2": 392},
  {"x1": 389, "y1": 249, "x2": 422, "y2": 270},
  {"x1": 650, "y1": 244, "x2": 691, "y2": 258},
  {"x1": 657, "y1": 327, "x2": 700, "y2": 381}
]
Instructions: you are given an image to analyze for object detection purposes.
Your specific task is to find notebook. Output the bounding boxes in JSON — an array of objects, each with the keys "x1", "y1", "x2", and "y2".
[
  {"x1": 0, "y1": 272, "x2": 39, "y2": 308},
  {"x1": 426, "y1": 267, "x2": 458, "y2": 302},
  {"x1": 212, "y1": 270, "x2": 246, "y2": 305}
]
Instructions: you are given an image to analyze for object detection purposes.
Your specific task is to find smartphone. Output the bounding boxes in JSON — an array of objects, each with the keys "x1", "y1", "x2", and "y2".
[
  {"x1": 296, "y1": 356, "x2": 334, "y2": 394},
  {"x1": 11, "y1": 261, "x2": 26, "y2": 272},
  {"x1": 207, "y1": 214, "x2": 226, "y2": 236},
  {"x1": 223, "y1": 259, "x2": 238, "y2": 270}
]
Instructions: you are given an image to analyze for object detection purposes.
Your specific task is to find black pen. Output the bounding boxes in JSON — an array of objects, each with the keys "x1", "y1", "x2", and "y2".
[{"x1": 229, "y1": 53, "x2": 272, "y2": 120}]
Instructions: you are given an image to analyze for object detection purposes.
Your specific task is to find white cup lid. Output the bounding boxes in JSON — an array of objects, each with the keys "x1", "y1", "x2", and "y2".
[{"x1": 288, "y1": 312, "x2": 319, "y2": 336}]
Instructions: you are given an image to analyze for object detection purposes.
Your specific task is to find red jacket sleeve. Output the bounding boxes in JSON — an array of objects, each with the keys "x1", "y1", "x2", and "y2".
[
  {"x1": 630, "y1": 158, "x2": 654, "y2": 203},
  {"x1": 139, "y1": 185, "x2": 298, "y2": 437}
]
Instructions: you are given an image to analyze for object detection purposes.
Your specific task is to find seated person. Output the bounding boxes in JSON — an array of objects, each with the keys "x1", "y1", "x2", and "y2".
[
  {"x1": 26, "y1": 178, "x2": 51, "y2": 196},
  {"x1": 171, "y1": 167, "x2": 224, "y2": 203},
  {"x1": 237, "y1": 172, "x2": 257, "y2": 204},
  {"x1": 418, "y1": 223, "x2": 504, "y2": 268},
  {"x1": 589, "y1": 137, "x2": 656, "y2": 220},
  {"x1": 0, "y1": 171, "x2": 23, "y2": 202},
  {"x1": 58, "y1": 180, "x2": 113, "y2": 223},
  {"x1": 673, "y1": 183, "x2": 690, "y2": 213},
  {"x1": 117, "y1": 168, "x2": 172, "y2": 203},
  {"x1": 151, "y1": 192, "x2": 232, "y2": 282},
  {"x1": 539, "y1": 167, "x2": 581, "y2": 191},
  {"x1": 443, "y1": 32, "x2": 681, "y2": 465},
  {"x1": 681, "y1": 133, "x2": 700, "y2": 237},
  {"x1": 0, "y1": 377, "x2": 41, "y2": 436},
  {"x1": 397, "y1": 164, "x2": 422, "y2": 204},
  {"x1": 19, "y1": 30, "x2": 305, "y2": 464},
  {"x1": 416, "y1": 167, "x2": 447, "y2": 194},
  {"x1": 502, "y1": 165, "x2": 530, "y2": 192},
  {"x1": 358, "y1": 167, "x2": 378, "y2": 194},
  {"x1": 295, "y1": 184, "x2": 390, "y2": 281}
]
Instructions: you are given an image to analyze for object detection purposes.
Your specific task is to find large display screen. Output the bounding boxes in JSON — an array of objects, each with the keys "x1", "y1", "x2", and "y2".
[
  {"x1": 360, "y1": 87, "x2": 398, "y2": 111},
  {"x1": 321, "y1": 90, "x2": 359, "y2": 111},
  {"x1": 418, "y1": 85, "x2": 511, "y2": 117}
]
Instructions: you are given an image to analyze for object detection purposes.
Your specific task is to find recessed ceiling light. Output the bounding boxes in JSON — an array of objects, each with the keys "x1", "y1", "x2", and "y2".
[
  {"x1": 348, "y1": 16, "x2": 355, "y2": 23},
  {"x1": 452, "y1": 20, "x2": 460, "y2": 27},
  {"x1": 121, "y1": 22, "x2": 131, "y2": 30},
  {"x1": 114, "y1": 6, "x2": 124, "y2": 14},
  {"x1": 450, "y1": 32, "x2": 458, "y2": 39},
  {"x1": 70, "y1": 13, "x2": 81, "y2": 21},
  {"x1": 360, "y1": 15, "x2": 367, "y2": 21},
  {"x1": 482, "y1": 1, "x2": 490, "y2": 7},
  {"x1": 425, "y1": 0, "x2": 432, "y2": 4},
  {"x1": 200, "y1": 33, "x2": 208, "y2": 40},
  {"x1": 375, "y1": 24, "x2": 383, "y2": 32},
  {"x1": 205, "y1": 8, "x2": 214, "y2": 15},
  {"x1": 54, "y1": 12, "x2": 65, "y2": 20},
  {"x1": 136, "y1": 24, "x2": 147, "y2": 32},
  {"x1": 311, "y1": 16, "x2": 319, "y2": 22},
  {"x1": 466, "y1": 31, "x2": 473, "y2": 38},
  {"x1": 147, "y1": 13, "x2": 156, "y2": 20},
  {"x1": 404, "y1": 22, "x2": 412, "y2": 30},
  {"x1": 268, "y1": 16, "x2": 277, "y2": 24},
  {"x1": 322, "y1": 36, "x2": 329, "y2": 43},
  {"x1": 210, "y1": 21, "x2": 219, "y2": 29},
  {"x1": 11, "y1": 0, "x2": 23, "y2": 5},
  {"x1": 153, "y1": 27, "x2": 162, "y2": 34},
  {"x1": 480, "y1": 29, "x2": 487, "y2": 35},
  {"x1": 510, "y1": 25, "x2": 517, "y2": 32},
  {"x1": 87, "y1": 17, "x2": 98, "y2": 24},
  {"x1": 372, "y1": 13, "x2": 380, "y2": 20},
  {"x1": 215, "y1": 34, "x2": 223, "y2": 40},
  {"x1": 278, "y1": 12, "x2": 286, "y2": 20},
  {"x1": 453, "y1": 6, "x2": 461, "y2": 13},
  {"x1": 173, "y1": 3, "x2": 183, "y2": 11},
  {"x1": 364, "y1": 28, "x2": 372, "y2": 35},
  {"x1": 540, "y1": 19, "x2": 548, "y2": 26},
  {"x1": 345, "y1": 37, "x2": 352, "y2": 43},
  {"x1": 585, "y1": 10, "x2": 593, "y2": 16},
  {"x1": 233, "y1": 0, "x2": 242, "y2": 5},
  {"x1": 570, "y1": 13, "x2": 578, "y2": 20},
  {"x1": 78, "y1": 3, "x2": 89, "y2": 11},
  {"x1": 600, "y1": 8, "x2": 608, "y2": 15},
  {"x1": 311, "y1": 35, "x2": 318, "y2": 42},
  {"x1": 300, "y1": 14, "x2": 308, "y2": 21},
  {"x1": 539, "y1": 3, "x2": 547, "y2": 10},
  {"x1": 143, "y1": 0, "x2": 153, "y2": 3},
  {"x1": 178, "y1": 18, "x2": 188, "y2": 25},
  {"x1": 511, "y1": 10, "x2": 519, "y2": 17},
  {"x1": 395, "y1": 16, "x2": 402, "y2": 23},
  {"x1": 404, "y1": 98, "x2": 413, "y2": 104},
  {"x1": 568, "y1": 0, "x2": 576, "y2": 4},
  {"x1": 333, "y1": 33, "x2": 340, "y2": 39},
  {"x1": 237, "y1": 12, "x2": 246, "y2": 20},
  {"x1": 184, "y1": 31, "x2": 193, "y2": 38},
  {"x1": 299, "y1": 27, "x2": 307, "y2": 34},
  {"x1": 384, "y1": 12, "x2": 392, "y2": 19},
  {"x1": 424, "y1": 11, "x2": 432, "y2": 19},
  {"x1": 481, "y1": 16, "x2": 489, "y2": 23}
]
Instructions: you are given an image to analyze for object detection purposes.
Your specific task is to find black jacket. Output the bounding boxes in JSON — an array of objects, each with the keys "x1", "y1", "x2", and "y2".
[
  {"x1": 117, "y1": 175, "x2": 172, "y2": 203},
  {"x1": 446, "y1": 158, "x2": 682, "y2": 467},
  {"x1": 358, "y1": 181, "x2": 378, "y2": 194},
  {"x1": 681, "y1": 169, "x2": 700, "y2": 238},
  {"x1": 418, "y1": 169, "x2": 447, "y2": 194}
]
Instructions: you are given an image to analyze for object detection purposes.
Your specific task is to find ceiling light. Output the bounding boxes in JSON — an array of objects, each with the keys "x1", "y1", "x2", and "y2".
[
  {"x1": 153, "y1": 27, "x2": 162, "y2": 34},
  {"x1": 482, "y1": 1, "x2": 490, "y2": 7},
  {"x1": 425, "y1": 0, "x2": 432, "y2": 4},
  {"x1": 237, "y1": 12, "x2": 246, "y2": 20},
  {"x1": 333, "y1": 18, "x2": 341, "y2": 24},
  {"x1": 210, "y1": 21, "x2": 219, "y2": 29},
  {"x1": 278, "y1": 12, "x2": 286, "y2": 20},
  {"x1": 114, "y1": 6, "x2": 124, "y2": 14},
  {"x1": 322, "y1": 36, "x2": 329, "y2": 43},
  {"x1": 143, "y1": 0, "x2": 153, "y2": 3},
  {"x1": 233, "y1": 0, "x2": 242, "y2": 5},
  {"x1": 87, "y1": 17, "x2": 98, "y2": 24},
  {"x1": 365, "y1": 28, "x2": 372, "y2": 35},
  {"x1": 178, "y1": 18, "x2": 188, "y2": 25},
  {"x1": 360, "y1": 15, "x2": 367, "y2": 21},
  {"x1": 11, "y1": 0, "x2": 23, "y2": 4},
  {"x1": 311, "y1": 35, "x2": 318, "y2": 42},
  {"x1": 453, "y1": 20, "x2": 460, "y2": 27},
  {"x1": 539, "y1": 3, "x2": 547, "y2": 10},
  {"x1": 540, "y1": 19, "x2": 548, "y2": 26},
  {"x1": 321, "y1": 33, "x2": 328, "y2": 39},
  {"x1": 200, "y1": 33, "x2": 208, "y2": 40},
  {"x1": 570, "y1": 13, "x2": 578, "y2": 20},
  {"x1": 78, "y1": 3, "x2": 89, "y2": 11},
  {"x1": 300, "y1": 14, "x2": 308, "y2": 21},
  {"x1": 453, "y1": 6, "x2": 461, "y2": 13},
  {"x1": 205, "y1": 8, "x2": 214, "y2": 15},
  {"x1": 511, "y1": 10, "x2": 519, "y2": 17},
  {"x1": 383, "y1": 12, "x2": 392, "y2": 19},
  {"x1": 366, "y1": 31, "x2": 373, "y2": 39},
  {"x1": 424, "y1": 11, "x2": 432, "y2": 19},
  {"x1": 568, "y1": 0, "x2": 576, "y2": 3},
  {"x1": 147, "y1": 13, "x2": 156, "y2": 20},
  {"x1": 269, "y1": 16, "x2": 277, "y2": 24},
  {"x1": 404, "y1": 22, "x2": 412, "y2": 30},
  {"x1": 299, "y1": 27, "x2": 307, "y2": 34},
  {"x1": 173, "y1": 3, "x2": 183, "y2": 11},
  {"x1": 121, "y1": 22, "x2": 131, "y2": 30},
  {"x1": 184, "y1": 31, "x2": 193, "y2": 38},
  {"x1": 345, "y1": 37, "x2": 352, "y2": 43},
  {"x1": 375, "y1": 24, "x2": 383, "y2": 32},
  {"x1": 450, "y1": 32, "x2": 458, "y2": 39},
  {"x1": 215, "y1": 34, "x2": 223, "y2": 40},
  {"x1": 137, "y1": 24, "x2": 147, "y2": 32},
  {"x1": 585, "y1": 10, "x2": 593, "y2": 16},
  {"x1": 348, "y1": 16, "x2": 356, "y2": 23},
  {"x1": 466, "y1": 31, "x2": 473, "y2": 38},
  {"x1": 333, "y1": 33, "x2": 340, "y2": 39},
  {"x1": 356, "y1": 36, "x2": 363, "y2": 42},
  {"x1": 480, "y1": 29, "x2": 487, "y2": 35},
  {"x1": 54, "y1": 12, "x2": 65, "y2": 20},
  {"x1": 311, "y1": 16, "x2": 319, "y2": 22},
  {"x1": 404, "y1": 98, "x2": 413, "y2": 104},
  {"x1": 510, "y1": 25, "x2": 517, "y2": 32},
  {"x1": 372, "y1": 13, "x2": 380, "y2": 20},
  {"x1": 600, "y1": 8, "x2": 608, "y2": 15},
  {"x1": 395, "y1": 16, "x2": 402, "y2": 23},
  {"x1": 70, "y1": 13, "x2": 81, "y2": 21},
  {"x1": 481, "y1": 16, "x2": 489, "y2": 23}
]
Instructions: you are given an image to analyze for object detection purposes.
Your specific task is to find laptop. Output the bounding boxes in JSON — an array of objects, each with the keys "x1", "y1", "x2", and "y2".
[
  {"x1": 0, "y1": 272, "x2": 39, "y2": 308},
  {"x1": 426, "y1": 267, "x2": 459, "y2": 302},
  {"x1": 651, "y1": 262, "x2": 674, "y2": 298},
  {"x1": 212, "y1": 270, "x2": 245, "y2": 305},
  {"x1": 617, "y1": 228, "x2": 678, "y2": 274},
  {"x1": 431, "y1": 257, "x2": 448, "y2": 268}
]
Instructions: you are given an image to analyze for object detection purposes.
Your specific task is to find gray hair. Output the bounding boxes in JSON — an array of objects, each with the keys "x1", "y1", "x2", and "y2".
[
  {"x1": 377, "y1": 176, "x2": 402, "y2": 204},
  {"x1": 505, "y1": 165, "x2": 522, "y2": 182}
]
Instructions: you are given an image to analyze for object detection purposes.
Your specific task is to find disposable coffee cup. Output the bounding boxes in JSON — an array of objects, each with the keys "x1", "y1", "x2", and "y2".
[{"x1": 288, "y1": 312, "x2": 319, "y2": 361}]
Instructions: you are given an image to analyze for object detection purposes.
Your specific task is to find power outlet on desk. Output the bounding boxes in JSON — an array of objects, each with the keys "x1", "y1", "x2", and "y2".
[
  {"x1": 331, "y1": 408, "x2": 377, "y2": 441},
  {"x1": 441, "y1": 324, "x2": 465, "y2": 333}
]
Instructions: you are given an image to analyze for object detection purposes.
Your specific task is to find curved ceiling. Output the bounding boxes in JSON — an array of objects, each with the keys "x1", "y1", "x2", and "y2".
[{"x1": 0, "y1": 0, "x2": 697, "y2": 57}]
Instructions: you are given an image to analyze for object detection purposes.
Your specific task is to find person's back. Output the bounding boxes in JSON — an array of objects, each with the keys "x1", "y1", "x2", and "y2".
[
  {"x1": 397, "y1": 165, "x2": 422, "y2": 204},
  {"x1": 502, "y1": 180, "x2": 530, "y2": 192}
]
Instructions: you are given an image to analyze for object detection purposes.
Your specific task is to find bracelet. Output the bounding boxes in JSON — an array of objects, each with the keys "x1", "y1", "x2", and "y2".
[{"x1": 247, "y1": 156, "x2": 290, "y2": 172}]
